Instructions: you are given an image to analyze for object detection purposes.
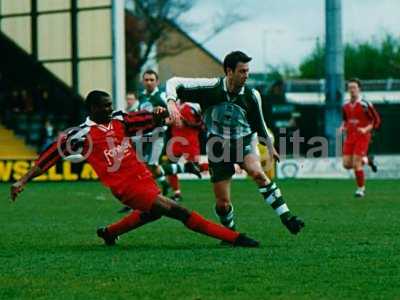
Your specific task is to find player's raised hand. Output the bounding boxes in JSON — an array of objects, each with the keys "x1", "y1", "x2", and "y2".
[
  {"x1": 167, "y1": 100, "x2": 182, "y2": 126},
  {"x1": 357, "y1": 127, "x2": 369, "y2": 134},
  {"x1": 153, "y1": 106, "x2": 169, "y2": 118},
  {"x1": 339, "y1": 122, "x2": 347, "y2": 132},
  {"x1": 10, "y1": 181, "x2": 25, "y2": 202},
  {"x1": 153, "y1": 106, "x2": 168, "y2": 126}
]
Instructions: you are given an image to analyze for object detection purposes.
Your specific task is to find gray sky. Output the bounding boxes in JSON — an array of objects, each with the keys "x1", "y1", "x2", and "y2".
[{"x1": 181, "y1": 0, "x2": 400, "y2": 72}]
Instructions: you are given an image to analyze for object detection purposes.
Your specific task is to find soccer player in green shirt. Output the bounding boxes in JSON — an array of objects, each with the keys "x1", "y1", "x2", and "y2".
[
  {"x1": 135, "y1": 70, "x2": 169, "y2": 186},
  {"x1": 118, "y1": 70, "x2": 200, "y2": 213}
]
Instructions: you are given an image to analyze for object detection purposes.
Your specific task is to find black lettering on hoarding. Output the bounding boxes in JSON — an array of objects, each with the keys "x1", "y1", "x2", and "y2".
[{"x1": 0, "y1": 160, "x2": 98, "y2": 182}]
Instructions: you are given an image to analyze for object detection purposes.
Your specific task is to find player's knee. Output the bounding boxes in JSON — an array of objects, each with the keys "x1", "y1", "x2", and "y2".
[
  {"x1": 354, "y1": 161, "x2": 363, "y2": 170},
  {"x1": 168, "y1": 202, "x2": 191, "y2": 222},
  {"x1": 343, "y1": 161, "x2": 353, "y2": 169},
  {"x1": 140, "y1": 211, "x2": 162, "y2": 222},
  {"x1": 248, "y1": 169, "x2": 267, "y2": 184}
]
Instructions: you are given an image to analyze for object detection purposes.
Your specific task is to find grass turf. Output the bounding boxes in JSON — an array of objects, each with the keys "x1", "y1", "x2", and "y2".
[{"x1": 0, "y1": 179, "x2": 399, "y2": 299}]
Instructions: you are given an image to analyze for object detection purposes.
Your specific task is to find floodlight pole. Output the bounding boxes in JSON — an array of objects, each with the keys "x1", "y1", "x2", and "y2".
[
  {"x1": 112, "y1": 0, "x2": 126, "y2": 111},
  {"x1": 325, "y1": 0, "x2": 344, "y2": 156}
]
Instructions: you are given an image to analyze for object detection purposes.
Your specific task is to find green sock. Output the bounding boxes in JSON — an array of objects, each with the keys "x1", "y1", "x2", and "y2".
[{"x1": 214, "y1": 205, "x2": 236, "y2": 230}]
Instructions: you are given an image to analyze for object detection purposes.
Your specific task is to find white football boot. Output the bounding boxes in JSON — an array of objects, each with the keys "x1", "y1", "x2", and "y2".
[{"x1": 354, "y1": 187, "x2": 365, "y2": 198}]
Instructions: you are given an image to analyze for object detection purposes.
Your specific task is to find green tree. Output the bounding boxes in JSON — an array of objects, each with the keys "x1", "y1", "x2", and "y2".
[
  {"x1": 298, "y1": 39, "x2": 324, "y2": 79},
  {"x1": 298, "y1": 34, "x2": 400, "y2": 79}
]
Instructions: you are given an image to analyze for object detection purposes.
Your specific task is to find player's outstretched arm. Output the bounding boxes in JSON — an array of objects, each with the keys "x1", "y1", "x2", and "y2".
[
  {"x1": 123, "y1": 107, "x2": 169, "y2": 136},
  {"x1": 166, "y1": 100, "x2": 181, "y2": 126},
  {"x1": 165, "y1": 77, "x2": 219, "y2": 103},
  {"x1": 165, "y1": 77, "x2": 219, "y2": 124},
  {"x1": 10, "y1": 139, "x2": 65, "y2": 202},
  {"x1": 10, "y1": 165, "x2": 43, "y2": 201}
]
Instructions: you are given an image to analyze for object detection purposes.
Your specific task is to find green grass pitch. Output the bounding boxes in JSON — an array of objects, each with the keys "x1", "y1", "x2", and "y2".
[{"x1": 1, "y1": 179, "x2": 399, "y2": 299}]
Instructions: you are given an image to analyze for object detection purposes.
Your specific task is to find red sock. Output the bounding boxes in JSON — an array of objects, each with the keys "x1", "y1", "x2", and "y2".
[
  {"x1": 168, "y1": 174, "x2": 179, "y2": 192},
  {"x1": 199, "y1": 162, "x2": 209, "y2": 172},
  {"x1": 107, "y1": 210, "x2": 160, "y2": 236},
  {"x1": 355, "y1": 170, "x2": 365, "y2": 187},
  {"x1": 184, "y1": 211, "x2": 239, "y2": 243}
]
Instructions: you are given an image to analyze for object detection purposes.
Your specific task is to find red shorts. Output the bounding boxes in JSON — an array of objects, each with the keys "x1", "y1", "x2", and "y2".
[
  {"x1": 343, "y1": 135, "x2": 371, "y2": 156},
  {"x1": 112, "y1": 178, "x2": 160, "y2": 212},
  {"x1": 171, "y1": 142, "x2": 200, "y2": 162}
]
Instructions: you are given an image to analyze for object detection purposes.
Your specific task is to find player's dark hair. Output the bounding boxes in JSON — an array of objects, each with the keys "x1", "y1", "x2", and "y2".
[
  {"x1": 143, "y1": 69, "x2": 159, "y2": 80},
  {"x1": 85, "y1": 90, "x2": 110, "y2": 111},
  {"x1": 348, "y1": 78, "x2": 362, "y2": 89},
  {"x1": 223, "y1": 51, "x2": 252, "y2": 74}
]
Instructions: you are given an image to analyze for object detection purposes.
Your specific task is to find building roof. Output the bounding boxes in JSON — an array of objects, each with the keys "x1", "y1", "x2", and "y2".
[
  {"x1": 125, "y1": 9, "x2": 223, "y2": 67},
  {"x1": 165, "y1": 20, "x2": 223, "y2": 66}
]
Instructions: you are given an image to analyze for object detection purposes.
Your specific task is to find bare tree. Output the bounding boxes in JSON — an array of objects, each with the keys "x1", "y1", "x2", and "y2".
[{"x1": 126, "y1": 0, "x2": 247, "y2": 90}]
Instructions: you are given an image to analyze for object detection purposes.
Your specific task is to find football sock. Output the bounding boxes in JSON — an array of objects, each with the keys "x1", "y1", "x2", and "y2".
[
  {"x1": 168, "y1": 174, "x2": 180, "y2": 192},
  {"x1": 259, "y1": 182, "x2": 292, "y2": 221},
  {"x1": 184, "y1": 211, "x2": 239, "y2": 243},
  {"x1": 154, "y1": 167, "x2": 170, "y2": 195},
  {"x1": 355, "y1": 170, "x2": 365, "y2": 188},
  {"x1": 107, "y1": 210, "x2": 161, "y2": 236},
  {"x1": 215, "y1": 205, "x2": 236, "y2": 229},
  {"x1": 199, "y1": 162, "x2": 209, "y2": 172}
]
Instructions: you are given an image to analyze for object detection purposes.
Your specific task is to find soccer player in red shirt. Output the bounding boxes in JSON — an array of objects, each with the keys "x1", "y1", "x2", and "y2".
[
  {"x1": 10, "y1": 90, "x2": 258, "y2": 247},
  {"x1": 167, "y1": 102, "x2": 208, "y2": 202},
  {"x1": 341, "y1": 79, "x2": 381, "y2": 197}
]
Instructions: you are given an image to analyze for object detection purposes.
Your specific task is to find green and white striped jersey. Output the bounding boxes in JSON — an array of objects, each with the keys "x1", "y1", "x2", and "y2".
[
  {"x1": 138, "y1": 87, "x2": 167, "y2": 136},
  {"x1": 166, "y1": 77, "x2": 274, "y2": 149},
  {"x1": 138, "y1": 87, "x2": 167, "y2": 112}
]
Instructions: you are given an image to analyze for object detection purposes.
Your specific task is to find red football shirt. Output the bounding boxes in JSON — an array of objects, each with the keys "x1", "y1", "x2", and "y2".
[
  {"x1": 342, "y1": 99, "x2": 381, "y2": 139},
  {"x1": 35, "y1": 111, "x2": 158, "y2": 191}
]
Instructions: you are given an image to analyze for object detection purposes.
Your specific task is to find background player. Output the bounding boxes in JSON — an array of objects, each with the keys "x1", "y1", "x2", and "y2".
[
  {"x1": 119, "y1": 73, "x2": 202, "y2": 213},
  {"x1": 134, "y1": 69, "x2": 170, "y2": 192},
  {"x1": 166, "y1": 51, "x2": 304, "y2": 235},
  {"x1": 126, "y1": 92, "x2": 139, "y2": 112},
  {"x1": 10, "y1": 90, "x2": 259, "y2": 248},
  {"x1": 341, "y1": 78, "x2": 381, "y2": 197},
  {"x1": 167, "y1": 102, "x2": 209, "y2": 202}
]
